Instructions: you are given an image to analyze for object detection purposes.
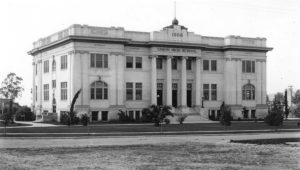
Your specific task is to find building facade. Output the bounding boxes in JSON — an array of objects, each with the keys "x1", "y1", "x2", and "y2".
[{"x1": 29, "y1": 19, "x2": 272, "y2": 121}]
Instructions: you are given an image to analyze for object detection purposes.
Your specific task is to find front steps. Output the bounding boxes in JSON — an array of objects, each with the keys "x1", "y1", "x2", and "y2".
[{"x1": 167, "y1": 107, "x2": 212, "y2": 124}]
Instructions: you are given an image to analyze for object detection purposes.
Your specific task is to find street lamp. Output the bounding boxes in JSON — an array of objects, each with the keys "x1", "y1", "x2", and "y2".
[{"x1": 201, "y1": 96, "x2": 204, "y2": 108}]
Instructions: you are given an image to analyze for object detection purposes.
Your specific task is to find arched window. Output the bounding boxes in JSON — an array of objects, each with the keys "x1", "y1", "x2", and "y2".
[
  {"x1": 52, "y1": 59, "x2": 56, "y2": 72},
  {"x1": 91, "y1": 81, "x2": 108, "y2": 100},
  {"x1": 242, "y1": 84, "x2": 255, "y2": 100}
]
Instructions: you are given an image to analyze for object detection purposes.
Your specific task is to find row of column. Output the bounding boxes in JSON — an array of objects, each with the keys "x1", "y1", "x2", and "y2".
[{"x1": 150, "y1": 55, "x2": 202, "y2": 107}]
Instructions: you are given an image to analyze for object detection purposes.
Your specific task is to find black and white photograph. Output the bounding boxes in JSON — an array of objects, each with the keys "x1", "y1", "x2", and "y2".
[{"x1": 0, "y1": 0, "x2": 299, "y2": 169}]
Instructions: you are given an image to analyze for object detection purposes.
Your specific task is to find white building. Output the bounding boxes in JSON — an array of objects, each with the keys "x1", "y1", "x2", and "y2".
[{"x1": 28, "y1": 18, "x2": 272, "y2": 121}]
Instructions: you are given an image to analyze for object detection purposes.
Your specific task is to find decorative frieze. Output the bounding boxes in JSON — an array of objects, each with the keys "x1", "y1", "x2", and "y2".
[{"x1": 109, "y1": 52, "x2": 124, "y2": 56}]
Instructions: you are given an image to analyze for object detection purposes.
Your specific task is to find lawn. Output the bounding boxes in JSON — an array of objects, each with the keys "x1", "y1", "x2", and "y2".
[
  {"x1": 0, "y1": 142, "x2": 299, "y2": 170},
  {"x1": 1, "y1": 121, "x2": 299, "y2": 135}
]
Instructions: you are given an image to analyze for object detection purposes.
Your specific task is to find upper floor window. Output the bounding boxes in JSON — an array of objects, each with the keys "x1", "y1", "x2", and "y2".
[
  {"x1": 126, "y1": 82, "x2": 143, "y2": 100},
  {"x1": 44, "y1": 60, "x2": 49, "y2": 73},
  {"x1": 52, "y1": 80, "x2": 56, "y2": 88},
  {"x1": 242, "y1": 60, "x2": 255, "y2": 73},
  {"x1": 211, "y1": 60, "x2": 217, "y2": 71},
  {"x1": 211, "y1": 84, "x2": 217, "y2": 100},
  {"x1": 90, "y1": 53, "x2": 108, "y2": 68},
  {"x1": 157, "y1": 58, "x2": 163, "y2": 69},
  {"x1": 90, "y1": 81, "x2": 108, "y2": 100},
  {"x1": 126, "y1": 56, "x2": 133, "y2": 68},
  {"x1": 135, "y1": 83, "x2": 142, "y2": 100},
  {"x1": 242, "y1": 84, "x2": 255, "y2": 100},
  {"x1": 61, "y1": 55, "x2": 67, "y2": 70},
  {"x1": 52, "y1": 59, "x2": 56, "y2": 72},
  {"x1": 203, "y1": 60, "x2": 209, "y2": 71},
  {"x1": 61, "y1": 82, "x2": 67, "y2": 100},
  {"x1": 43, "y1": 84, "x2": 49, "y2": 101},
  {"x1": 126, "y1": 82, "x2": 133, "y2": 100},
  {"x1": 203, "y1": 84, "x2": 209, "y2": 100},
  {"x1": 172, "y1": 58, "x2": 177, "y2": 70},
  {"x1": 135, "y1": 57, "x2": 142, "y2": 69},
  {"x1": 186, "y1": 58, "x2": 192, "y2": 70}
]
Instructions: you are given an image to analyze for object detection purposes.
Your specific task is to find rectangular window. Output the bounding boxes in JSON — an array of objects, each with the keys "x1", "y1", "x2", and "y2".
[
  {"x1": 128, "y1": 111, "x2": 134, "y2": 119},
  {"x1": 157, "y1": 58, "x2": 163, "y2": 69},
  {"x1": 61, "y1": 55, "x2": 67, "y2": 70},
  {"x1": 90, "y1": 53, "x2": 108, "y2": 68},
  {"x1": 203, "y1": 84, "x2": 209, "y2": 100},
  {"x1": 61, "y1": 82, "x2": 67, "y2": 100},
  {"x1": 35, "y1": 64, "x2": 38, "y2": 75},
  {"x1": 52, "y1": 60, "x2": 56, "y2": 72},
  {"x1": 242, "y1": 60, "x2": 255, "y2": 73},
  {"x1": 203, "y1": 60, "x2": 209, "y2": 71},
  {"x1": 135, "y1": 111, "x2": 140, "y2": 120},
  {"x1": 135, "y1": 83, "x2": 142, "y2": 100},
  {"x1": 211, "y1": 84, "x2": 217, "y2": 100},
  {"x1": 52, "y1": 80, "x2": 56, "y2": 88},
  {"x1": 35, "y1": 86, "x2": 37, "y2": 101},
  {"x1": 172, "y1": 58, "x2": 177, "y2": 70},
  {"x1": 135, "y1": 57, "x2": 142, "y2": 69},
  {"x1": 186, "y1": 58, "x2": 192, "y2": 70},
  {"x1": 211, "y1": 60, "x2": 217, "y2": 71},
  {"x1": 126, "y1": 56, "x2": 133, "y2": 68},
  {"x1": 43, "y1": 84, "x2": 49, "y2": 101},
  {"x1": 126, "y1": 82, "x2": 133, "y2": 100},
  {"x1": 44, "y1": 60, "x2": 49, "y2": 73}
]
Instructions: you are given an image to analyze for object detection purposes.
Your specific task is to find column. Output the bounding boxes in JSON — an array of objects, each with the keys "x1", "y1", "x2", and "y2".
[
  {"x1": 166, "y1": 56, "x2": 172, "y2": 106},
  {"x1": 150, "y1": 55, "x2": 157, "y2": 105},
  {"x1": 38, "y1": 59, "x2": 43, "y2": 114},
  {"x1": 32, "y1": 62, "x2": 36, "y2": 111},
  {"x1": 117, "y1": 54, "x2": 125, "y2": 105},
  {"x1": 256, "y1": 61, "x2": 262, "y2": 104},
  {"x1": 181, "y1": 56, "x2": 187, "y2": 107},
  {"x1": 261, "y1": 60, "x2": 267, "y2": 104},
  {"x1": 195, "y1": 57, "x2": 202, "y2": 106},
  {"x1": 236, "y1": 59, "x2": 242, "y2": 105}
]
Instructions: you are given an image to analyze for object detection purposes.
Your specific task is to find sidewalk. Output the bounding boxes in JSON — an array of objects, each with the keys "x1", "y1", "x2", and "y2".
[{"x1": 0, "y1": 132, "x2": 299, "y2": 149}]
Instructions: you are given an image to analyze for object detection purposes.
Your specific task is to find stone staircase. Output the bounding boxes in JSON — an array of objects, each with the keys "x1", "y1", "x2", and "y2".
[{"x1": 167, "y1": 107, "x2": 212, "y2": 124}]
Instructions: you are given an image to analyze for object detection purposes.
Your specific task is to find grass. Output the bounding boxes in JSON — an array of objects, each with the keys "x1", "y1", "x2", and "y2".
[
  {"x1": 0, "y1": 142, "x2": 299, "y2": 169},
  {"x1": 1, "y1": 121, "x2": 299, "y2": 135}
]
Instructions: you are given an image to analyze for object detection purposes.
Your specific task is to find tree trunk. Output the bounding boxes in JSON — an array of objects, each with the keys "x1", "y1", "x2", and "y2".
[{"x1": 9, "y1": 99, "x2": 13, "y2": 123}]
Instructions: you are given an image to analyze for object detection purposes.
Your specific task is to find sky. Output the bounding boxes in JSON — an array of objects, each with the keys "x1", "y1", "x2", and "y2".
[{"x1": 0, "y1": 0, "x2": 299, "y2": 106}]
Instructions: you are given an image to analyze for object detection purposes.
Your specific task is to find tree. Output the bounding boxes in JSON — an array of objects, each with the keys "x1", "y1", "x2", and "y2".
[
  {"x1": 142, "y1": 105, "x2": 173, "y2": 126},
  {"x1": 0, "y1": 73, "x2": 24, "y2": 123},
  {"x1": 265, "y1": 101, "x2": 284, "y2": 126},
  {"x1": 284, "y1": 89, "x2": 289, "y2": 119},
  {"x1": 274, "y1": 92, "x2": 284, "y2": 103},
  {"x1": 220, "y1": 102, "x2": 232, "y2": 127},
  {"x1": 69, "y1": 89, "x2": 81, "y2": 125}
]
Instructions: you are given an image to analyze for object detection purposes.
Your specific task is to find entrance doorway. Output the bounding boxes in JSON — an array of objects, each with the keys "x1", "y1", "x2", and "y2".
[
  {"x1": 187, "y1": 83, "x2": 192, "y2": 107},
  {"x1": 157, "y1": 83, "x2": 163, "y2": 105},
  {"x1": 251, "y1": 110, "x2": 256, "y2": 118},
  {"x1": 101, "y1": 111, "x2": 108, "y2": 121},
  {"x1": 91, "y1": 111, "x2": 98, "y2": 121},
  {"x1": 172, "y1": 83, "x2": 178, "y2": 107}
]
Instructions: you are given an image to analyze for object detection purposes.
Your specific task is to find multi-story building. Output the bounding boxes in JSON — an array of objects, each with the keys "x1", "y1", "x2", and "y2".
[{"x1": 28, "y1": 18, "x2": 272, "y2": 121}]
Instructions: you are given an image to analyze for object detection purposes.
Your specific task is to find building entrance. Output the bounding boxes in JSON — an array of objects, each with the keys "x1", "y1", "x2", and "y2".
[
  {"x1": 102, "y1": 111, "x2": 108, "y2": 121},
  {"x1": 157, "y1": 83, "x2": 163, "y2": 105},
  {"x1": 172, "y1": 83, "x2": 178, "y2": 107},
  {"x1": 187, "y1": 83, "x2": 192, "y2": 107}
]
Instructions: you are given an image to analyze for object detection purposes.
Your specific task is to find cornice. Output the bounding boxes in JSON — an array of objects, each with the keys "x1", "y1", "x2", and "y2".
[{"x1": 28, "y1": 35, "x2": 273, "y2": 56}]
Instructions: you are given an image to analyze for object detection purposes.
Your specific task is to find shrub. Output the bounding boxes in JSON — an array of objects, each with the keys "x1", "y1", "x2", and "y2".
[
  {"x1": 164, "y1": 118, "x2": 170, "y2": 124},
  {"x1": 60, "y1": 112, "x2": 70, "y2": 125},
  {"x1": 142, "y1": 105, "x2": 173, "y2": 126},
  {"x1": 80, "y1": 114, "x2": 89, "y2": 126},
  {"x1": 219, "y1": 102, "x2": 232, "y2": 126},
  {"x1": 15, "y1": 106, "x2": 35, "y2": 121},
  {"x1": 265, "y1": 102, "x2": 284, "y2": 126},
  {"x1": 176, "y1": 115, "x2": 187, "y2": 125},
  {"x1": 118, "y1": 110, "x2": 134, "y2": 122}
]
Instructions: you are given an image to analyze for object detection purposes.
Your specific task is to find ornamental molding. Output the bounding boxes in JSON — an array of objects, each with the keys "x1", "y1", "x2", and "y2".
[
  {"x1": 109, "y1": 52, "x2": 124, "y2": 56},
  {"x1": 256, "y1": 59, "x2": 266, "y2": 62}
]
